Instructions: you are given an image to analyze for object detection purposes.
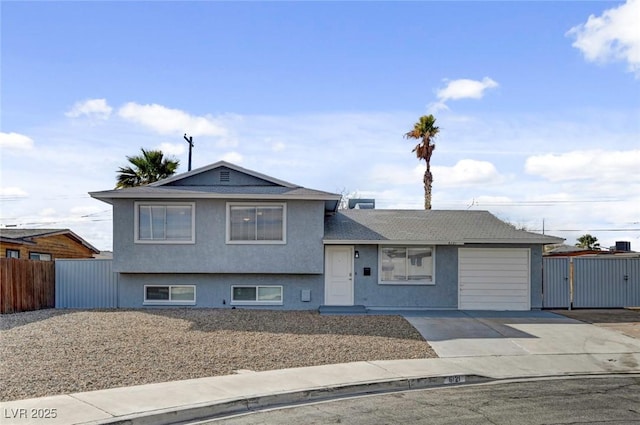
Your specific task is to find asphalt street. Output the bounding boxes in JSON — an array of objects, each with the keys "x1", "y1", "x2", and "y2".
[{"x1": 197, "y1": 375, "x2": 640, "y2": 425}]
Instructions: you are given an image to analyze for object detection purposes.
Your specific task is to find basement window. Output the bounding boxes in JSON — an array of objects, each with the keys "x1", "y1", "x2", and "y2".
[
  {"x1": 231, "y1": 285, "x2": 283, "y2": 305},
  {"x1": 144, "y1": 285, "x2": 196, "y2": 305}
]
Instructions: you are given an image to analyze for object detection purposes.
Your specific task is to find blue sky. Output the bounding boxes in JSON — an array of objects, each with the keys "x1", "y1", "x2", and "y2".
[{"x1": 1, "y1": 1, "x2": 639, "y2": 251}]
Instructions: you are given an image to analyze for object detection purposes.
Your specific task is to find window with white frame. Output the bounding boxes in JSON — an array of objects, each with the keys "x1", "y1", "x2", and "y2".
[
  {"x1": 144, "y1": 285, "x2": 196, "y2": 304},
  {"x1": 135, "y1": 202, "x2": 195, "y2": 243},
  {"x1": 231, "y1": 285, "x2": 283, "y2": 304},
  {"x1": 379, "y1": 246, "x2": 434, "y2": 284},
  {"x1": 29, "y1": 252, "x2": 52, "y2": 261},
  {"x1": 227, "y1": 203, "x2": 285, "y2": 243}
]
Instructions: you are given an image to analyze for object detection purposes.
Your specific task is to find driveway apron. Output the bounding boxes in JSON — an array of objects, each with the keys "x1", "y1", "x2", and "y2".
[{"x1": 403, "y1": 310, "x2": 640, "y2": 358}]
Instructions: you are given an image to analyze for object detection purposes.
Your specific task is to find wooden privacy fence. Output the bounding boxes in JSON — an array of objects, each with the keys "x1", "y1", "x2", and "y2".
[{"x1": 0, "y1": 258, "x2": 55, "y2": 314}]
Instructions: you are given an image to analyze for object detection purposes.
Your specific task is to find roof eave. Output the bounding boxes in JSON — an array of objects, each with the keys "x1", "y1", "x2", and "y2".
[
  {"x1": 463, "y1": 237, "x2": 565, "y2": 245},
  {"x1": 323, "y1": 238, "x2": 564, "y2": 245},
  {"x1": 90, "y1": 191, "x2": 341, "y2": 202},
  {"x1": 323, "y1": 239, "x2": 465, "y2": 245},
  {"x1": 0, "y1": 237, "x2": 38, "y2": 246}
]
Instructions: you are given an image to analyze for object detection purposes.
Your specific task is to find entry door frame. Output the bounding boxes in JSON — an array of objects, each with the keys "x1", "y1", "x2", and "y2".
[{"x1": 324, "y1": 245, "x2": 355, "y2": 306}]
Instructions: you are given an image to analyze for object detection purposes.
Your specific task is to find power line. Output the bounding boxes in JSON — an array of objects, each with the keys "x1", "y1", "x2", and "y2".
[{"x1": 530, "y1": 228, "x2": 640, "y2": 232}]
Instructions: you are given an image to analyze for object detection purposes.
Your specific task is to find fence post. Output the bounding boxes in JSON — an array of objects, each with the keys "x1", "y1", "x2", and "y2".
[{"x1": 568, "y1": 258, "x2": 574, "y2": 310}]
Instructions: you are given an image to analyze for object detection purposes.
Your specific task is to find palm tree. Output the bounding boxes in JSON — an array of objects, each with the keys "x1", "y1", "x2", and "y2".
[
  {"x1": 576, "y1": 234, "x2": 601, "y2": 250},
  {"x1": 116, "y1": 148, "x2": 180, "y2": 188},
  {"x1": 405, "y1": 115, "x2": 440, "y2": 209}
]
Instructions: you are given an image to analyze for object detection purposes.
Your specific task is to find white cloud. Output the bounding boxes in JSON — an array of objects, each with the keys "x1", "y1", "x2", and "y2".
[
  {"x1": 436, "y1": 77, "x2": 499, "y2": 102},
  {"x1": 118, "y1": 102, "x2": 228, "y2": 138},
  {"x1": 370, "y1": 164, "x2": 424, "y2": 186},
  {"x1": 0, "y1": 132, "x2": 34, "y2": 151},
  {"x1": 221, "y1": 151, "x2": 243, "y2": 163},
  {"x1": 157, "y1": 142, "x2": 186, "y2": 156},
  {"x1": 525, "y1": 149, "x2": 640, "y2": 181},
  {"x1": 432, "y1": 159, "x2": 503, "y2": 187},
  {"x1": 65, "y1": 98, "x2": 112, "y2": 120},
  {"x1": 69, "y1": 205, "x2": 103, "y2": 216},
  {"x1": 272, "y1": 141, "x2": 286, "y2": 152},
  {"x1": 428, "y1": 77, "x2": 499, "y2": 113},
  {"x1": 567, "y1": 0, "x2": 640, "y2": 77},
  {"x1": 39, "y1": 208, "x2": 56, "y2": 216},
  {"x1": 0, "y1": 187, "x2": 28, "y2": 198},
  {"x1": 369, "y1": 159, "x2": 502, "y2": 189}
]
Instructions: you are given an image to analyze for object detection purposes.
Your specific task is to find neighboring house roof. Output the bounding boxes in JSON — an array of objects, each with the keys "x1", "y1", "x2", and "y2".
[
  {"x1": 0, "y1": 228, "x2": 100, "y2": 254},
  {"x1": 90, "y1": 161, "x2": 341, "y2": 211},
  {"x1": 544, "y1": 244, "x2": 637, "y2": 257},
  {"x1": 324, "y1": 210, "x2": 563, "y2": 245},
  {"x1": 93, "y1": 250, "x2": 113, "y2": 259}
]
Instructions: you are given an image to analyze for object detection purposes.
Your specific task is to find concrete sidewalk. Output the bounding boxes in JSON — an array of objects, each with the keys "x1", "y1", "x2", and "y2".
[
  {"x1": 1, "y1": 353, "x2": 639, "y2": 425},
  {"x1": 2, "y1": 311, "x2": 639, "y2": 425}
]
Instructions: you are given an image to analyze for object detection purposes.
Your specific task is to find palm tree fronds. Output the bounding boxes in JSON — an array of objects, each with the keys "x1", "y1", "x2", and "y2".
[{"x1": 115, "y1": 148, "x2": 180, "y2": 188}]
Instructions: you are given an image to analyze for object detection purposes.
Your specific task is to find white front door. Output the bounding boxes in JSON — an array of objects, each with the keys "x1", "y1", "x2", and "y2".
[{"x1": 324, "y1": 246, "x2": 354, "y2": 306}]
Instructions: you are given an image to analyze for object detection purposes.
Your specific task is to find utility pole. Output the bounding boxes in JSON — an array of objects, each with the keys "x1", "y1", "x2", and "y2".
[{"x1": 184, "y1": 134, "x2": 194, "y2": 171}]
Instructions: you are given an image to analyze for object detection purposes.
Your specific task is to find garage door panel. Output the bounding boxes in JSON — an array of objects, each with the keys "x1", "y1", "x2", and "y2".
[
  {"x1": 459, "y1": 273, "x2": 529, "y2": 283},
  {"x1": 460, "y1": 249, "x2": 528, "y2": 259},
  {"x1": 459, "y1": 273, "x2": 529, "y2": 281},
  {"x1": 460, "y1": 263, "x2": 528, "y2": 272},
  {"x1": 458, "y1": 248, "x2": 530, "y2": 311},
  {"x1": 460, "y1": 294, "x2": 528, "y2": 303},
  {"x1": 459, "y1": 283, "x2": 529, "y2": 291},
  {"x1": 462, "y1": 302, "x2": 529, "y2": 310}
]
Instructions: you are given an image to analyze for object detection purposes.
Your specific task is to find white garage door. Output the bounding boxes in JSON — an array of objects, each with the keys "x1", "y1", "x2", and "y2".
[{"x1": 458, "y1": 248, "x2": 530, "y2": 311}]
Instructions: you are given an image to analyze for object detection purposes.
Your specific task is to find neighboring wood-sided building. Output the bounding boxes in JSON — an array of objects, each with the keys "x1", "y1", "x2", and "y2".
[{"x1": 0, "y1": 229, "x2": 100, "y2": 260}]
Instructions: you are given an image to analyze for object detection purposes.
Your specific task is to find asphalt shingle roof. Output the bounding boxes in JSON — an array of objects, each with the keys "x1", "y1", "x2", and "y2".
[
  {"x1": 0, "y1": 228, "x2": 100, "y2": 253},
  {"x1": 324, "y1": 210, "x2": 563, "y2": 244},
  {"x1": 0, "y1": 229, "x2": 69, "y2": 240}
]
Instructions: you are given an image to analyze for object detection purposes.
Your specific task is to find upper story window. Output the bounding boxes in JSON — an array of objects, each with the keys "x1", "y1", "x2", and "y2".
[
  {"x1": 135, "y1": 202, "x2": 195, "y2": 244},
  {"x1": 227, "y1": 203, "x2": 286, "y2": 244},
  {"x1": 379, "y1": 246, "x2": 434, "y2": 285}
]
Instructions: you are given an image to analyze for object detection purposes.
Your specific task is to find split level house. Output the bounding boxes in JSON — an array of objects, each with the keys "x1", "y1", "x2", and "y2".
[{"x1": 89, "y1": 161, "x2": 563, "y2": 311}]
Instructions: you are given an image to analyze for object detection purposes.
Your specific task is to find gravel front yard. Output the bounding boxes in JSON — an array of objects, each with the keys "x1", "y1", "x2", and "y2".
[{"x1": 0, "y1": 308, "x2": 436, "y2": 401}]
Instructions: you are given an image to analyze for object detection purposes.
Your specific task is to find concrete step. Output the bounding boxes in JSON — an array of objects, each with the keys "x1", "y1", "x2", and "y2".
[{"x1": 319, "y1": 305, "x2": 368, "y2": 315}]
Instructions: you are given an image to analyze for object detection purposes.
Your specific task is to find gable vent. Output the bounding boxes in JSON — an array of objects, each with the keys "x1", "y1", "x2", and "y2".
[{"x1": 220, "y1": 170, "x2": 230, "y2": 182}]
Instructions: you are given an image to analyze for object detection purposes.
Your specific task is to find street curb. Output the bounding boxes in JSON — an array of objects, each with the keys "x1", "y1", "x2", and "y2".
[{"x1": 80, "y1": 374, "x2": 493, "y2": 425}]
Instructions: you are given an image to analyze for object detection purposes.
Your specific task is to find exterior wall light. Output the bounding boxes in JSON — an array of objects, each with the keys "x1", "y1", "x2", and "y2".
[{"x1": 354, "y1": 250, "x2": 359, "y2": 258}]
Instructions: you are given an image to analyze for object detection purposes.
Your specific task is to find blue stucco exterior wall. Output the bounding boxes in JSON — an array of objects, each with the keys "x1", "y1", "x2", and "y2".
[
  {"x1": 348, "y1": 243, "x2": 543, "y2": 310},
  {"x1": 165, "y1": 167, "x2": 274, "y2": 186},
  {"x1": 118, "y1": 273, "x2": 324, "y2": 309},
  {"x1": 350, "y1": 245, "x2": 458, "y2": 309},
  {"x1": 113, "y1": 199, "x2": 325, "y2": 274}
]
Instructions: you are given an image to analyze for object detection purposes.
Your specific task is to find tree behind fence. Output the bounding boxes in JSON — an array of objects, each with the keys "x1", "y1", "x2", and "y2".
[{"x1": 0, "y1": 258, "x2": 55, "y2": 314}]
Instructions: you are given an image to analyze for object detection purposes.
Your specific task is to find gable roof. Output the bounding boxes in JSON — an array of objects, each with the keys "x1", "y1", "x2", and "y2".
[
  {"x1": 90, "y1": 161, "x2": 341, "y2": 211},
  {"x1": 324, "y1": 210, "x2": 563, "y2": 245},
  {"x1": 0, "y1": 228, "x2": 100, "y2": 253},
  {"x1": 149, "y1": 161, "x2": 298, "y2": 188}
]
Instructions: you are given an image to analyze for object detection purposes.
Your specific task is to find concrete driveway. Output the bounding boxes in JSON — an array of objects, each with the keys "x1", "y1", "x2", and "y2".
[{"x1": 403, "y1": 310, "x2": 640, "y2": 358}]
